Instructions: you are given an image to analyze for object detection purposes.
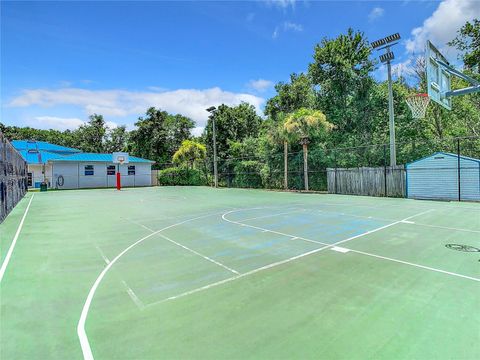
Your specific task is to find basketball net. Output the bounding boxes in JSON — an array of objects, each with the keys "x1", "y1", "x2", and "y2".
[{"x1": 406, "y1": 93, "x2": 430, "y2": 119}]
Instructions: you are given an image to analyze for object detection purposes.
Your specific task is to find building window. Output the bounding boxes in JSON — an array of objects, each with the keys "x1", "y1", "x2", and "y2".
[
  {"x1": 128, "y1": 165, "x2": 135, "y2": 175},
  {"x1": 85, "y1": 165, "x2": 94, "y2": 176},
  {"x1": 27, "y1": 173, "x2": 33, "y2": 187},
  {"x1": 107, "y1": 165, "x2": 116, "y2": 175}
]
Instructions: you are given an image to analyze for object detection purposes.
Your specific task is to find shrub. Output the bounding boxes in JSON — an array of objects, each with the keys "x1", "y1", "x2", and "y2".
[
  {"x1": 232, "y1": 160, "x2": 263, "y2": 188},
  {"x1": 158, "y1": 166, "x2": 208, "y2": 186}
]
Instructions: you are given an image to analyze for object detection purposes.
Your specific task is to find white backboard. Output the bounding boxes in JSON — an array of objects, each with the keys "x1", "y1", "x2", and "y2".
[
  {"x1": 426, "y1": 41, "x2": 452, "y2": 110},
  {"x1": 112, "y1": 152, "x2": 129, "y2": 164}
]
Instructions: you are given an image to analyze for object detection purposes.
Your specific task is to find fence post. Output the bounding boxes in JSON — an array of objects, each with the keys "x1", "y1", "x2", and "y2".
[
  {"x1": 302, "y1": 142, "x2": 309, "y2": 191},
  {"x1": 333, "y1": 148, "x2": 337, "y2": 194},
  {"x1": 284, "y1": 141, "x2": 288, "y2": 190},
  {"x1": 383, "y1": 144, "x2": 387, "y2": 197},
  {"x1": 457, "y1": 138, "x2": 461, "y2": 201}
]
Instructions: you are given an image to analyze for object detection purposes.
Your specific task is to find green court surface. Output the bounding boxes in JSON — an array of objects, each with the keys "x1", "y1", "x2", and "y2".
[{"x1": 1, "y1": 187, "x2": 479, "y2": 359}]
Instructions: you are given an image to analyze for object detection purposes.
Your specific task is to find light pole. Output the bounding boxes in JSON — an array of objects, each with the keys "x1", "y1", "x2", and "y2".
[
  {"x1": 206, "y1": 106, "x2": 218, "y2": 188},
  {"x1": 386, "y1": 53, "x2": 396, "y2": 166},
  {"x1": 371, "y1": 33, "x2": 400, "y2": 167}
]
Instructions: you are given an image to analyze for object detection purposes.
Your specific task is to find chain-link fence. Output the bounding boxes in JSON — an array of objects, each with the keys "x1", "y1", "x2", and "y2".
[
  {"x1": 153, "y1": 136, "x2": 479, "y2": 202},
  {"x1": 1, "y1": 132, "x2": 28, "y2": 223}
]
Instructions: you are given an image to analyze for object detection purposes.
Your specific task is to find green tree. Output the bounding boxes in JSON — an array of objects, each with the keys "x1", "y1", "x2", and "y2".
[
  {"x1": 284, "y1": 108, "x2": 333, "y2": 190},
  {"x1": 128, "y1": 107, "x2": 194, "y2": 164},
  {"x1": 104, "y1": 126, "x2": 128, "y2": 153},
  {"x1": 172, "y1": 140, "x2": 206, "y2": 168},
  {"x1": 75, "y1": 114, "x2": 107, "y2": 152},
  {"x1": 203, "y1": 103, "x2": 262, "y2": 160},
  {"x1": 448, "y1": 19, "x2": 480, "y2": 73},
  {"x1": 265, "y1": 73, "x2": 316, "y2": 121},
  {"x1": 308, "y1": 28, "x2": 376, "y2": 145}
]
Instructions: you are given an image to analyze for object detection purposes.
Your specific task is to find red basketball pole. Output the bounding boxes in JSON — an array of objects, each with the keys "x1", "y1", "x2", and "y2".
[{"x1": 116, "y1": 164, "x2": 121, "y2": 190}]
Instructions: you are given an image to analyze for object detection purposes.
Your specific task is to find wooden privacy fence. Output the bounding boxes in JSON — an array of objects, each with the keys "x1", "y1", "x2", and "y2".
[
  {"x1": 151, "y1": 170, "x2": 159, "y2": 186},
  {"x1": 327, "y1": 166, "x2": 406, "y2": 197}
]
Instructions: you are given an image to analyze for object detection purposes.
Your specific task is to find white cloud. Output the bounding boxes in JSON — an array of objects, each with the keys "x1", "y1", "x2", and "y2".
[
  {"x1": 30, "y1": 116, "x2": 85, "y2": 130},
  {"x1": 265, "y1": 0, "x2": 296, "y2": 10},
  {"x1": 368, "y1": 7, "x2": 384, "y2": 22},
  {"x1": 9, "y1": 87, "x2": 265, "y2": 133},
  {"x1": 247, "y1": 79, "x2": 274, "y2": 92},
  {"x1": 283, "y1": 21, "x2": 303, "y2": 32},
  {"x1": 392, "y1": 59, "x2": 415, "y2": 78},
  {"x1": 272, "y1": 21, "x2": 303, "y2": 39},
  {"x1": 405, "y1": 0, "x2": 480, "y2": 55},
  {"x1": 272, "y1": 26, "x2": 280, "y2": 39},
  {"x1": 26, "y1": 116, "x2": 119, "y2": 131}
]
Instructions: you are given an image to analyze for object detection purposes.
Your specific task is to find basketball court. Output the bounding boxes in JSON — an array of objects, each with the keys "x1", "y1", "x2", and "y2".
[{"x1": 1, "y1": 186, "x2": 479, "y2": 359}]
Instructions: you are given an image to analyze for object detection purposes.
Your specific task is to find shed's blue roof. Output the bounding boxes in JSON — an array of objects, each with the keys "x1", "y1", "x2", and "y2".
[
  {"x1": 49, "y1": 153, "x2": 154, "y2": 163},
  {"x1": 12, "y1": 140, "x2": 81, "y2": 154},
  {"x1": 406, "y1": 152, "x2": 480, "y2": 167},
  {"x1": 19, "y1": 150, "x2": 64, "y2": 164}
]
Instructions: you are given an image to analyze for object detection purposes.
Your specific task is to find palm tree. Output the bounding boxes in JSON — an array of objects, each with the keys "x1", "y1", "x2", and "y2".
[
  {"x1": 172, "y1": 140, "x2": 206, "y2": 169},
  {"x1": 284, "y1": 108, "x2": 333, "y2": 191},
  {"x1": 267, "y1": 113, "x2": 291, "y2": 190}
]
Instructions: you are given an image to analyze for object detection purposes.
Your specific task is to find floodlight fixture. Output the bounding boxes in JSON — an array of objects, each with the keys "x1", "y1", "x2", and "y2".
[
  {"x1": 379, "y1": 51, "x2": 395, "y2": 63},
  {"x1": 371, "y1": 33, "x2": 401, "y2": 49},
  {"x1": 206, "y1": 106, "x2": 216, "y2": 113}
]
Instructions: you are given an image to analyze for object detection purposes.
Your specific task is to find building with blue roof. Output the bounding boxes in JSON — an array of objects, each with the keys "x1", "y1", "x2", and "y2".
[{"x1": 12, "y1": 140, "x2": 154, "y2": 189}]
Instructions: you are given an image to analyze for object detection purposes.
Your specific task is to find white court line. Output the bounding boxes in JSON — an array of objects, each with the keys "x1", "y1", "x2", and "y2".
[
  {"x1": 238, "y1": 208, "x2": 305, "y2": 222},
  {"x1": 144, "y1": 209, "x2": 432, "y2": 308},
  {"x1": 121, "y1": 280, "x2": 145, "y2": 310},
  {"x1": 404, "y1": 222, "x2": 480, "y2": 234},
  {"x1": 95, "y1": 244, "x2": 144, "y2": 309},
  {"x1": 315, "y1": 206, "x2": 478, "y2": 234},
  {"x1": 348, "y1": 249, "x2": 480, "y2": 282},
  {"x1": 157, "y1": 233, "x2": 240, "y2": 275},
  {"x1": 225, "y1": 208, "x2": 480, "y2": 282},
  {"x1": 126, "y1": 219, "x2": 240, "y2": 275},
  {"x1": 0, "y1": 194, "x2": 34, "y2": 282},
  {"x1": 94, "y1": 245, "x2": 110, "y2": 264},
  {"x1": 77, "y1": 209, "x2": 236, "y2": 360}
]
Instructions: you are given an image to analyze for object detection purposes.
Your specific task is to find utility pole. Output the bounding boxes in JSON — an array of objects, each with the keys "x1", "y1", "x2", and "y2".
[{"x1": 206, "y1": 106, "x2": 218, "y2": 188}]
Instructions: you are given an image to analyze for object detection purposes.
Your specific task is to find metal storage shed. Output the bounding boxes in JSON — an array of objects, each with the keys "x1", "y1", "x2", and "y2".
[{"x1": 406, "y1": 152, "x2": 480, "y2": 201}]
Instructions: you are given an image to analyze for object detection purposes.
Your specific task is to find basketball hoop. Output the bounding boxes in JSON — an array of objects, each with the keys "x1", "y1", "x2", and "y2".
[{"x1": 406, "y1": 93, "x2": 430, "y2": 119}]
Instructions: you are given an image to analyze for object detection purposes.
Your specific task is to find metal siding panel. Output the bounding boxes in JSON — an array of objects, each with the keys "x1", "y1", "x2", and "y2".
[{"x1": 407, "y1": 155, "x2": 458, "y2": 200}]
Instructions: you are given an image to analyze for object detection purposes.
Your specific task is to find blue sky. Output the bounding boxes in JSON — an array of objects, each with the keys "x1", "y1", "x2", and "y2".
[{"x1": 1, "y1": 0, "x2": 478, "y2": 135}]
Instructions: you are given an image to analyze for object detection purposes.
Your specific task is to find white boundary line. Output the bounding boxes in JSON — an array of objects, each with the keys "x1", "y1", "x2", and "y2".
[
  {"x1": 77, "y1": 209, "x2": 242, "y2": 360},
  {"x1": 0, "y1": 194, "x2": 34, "y2": 282},
  {"x1": 143, "y1": 209, "x2": 432, "y2": 308}
]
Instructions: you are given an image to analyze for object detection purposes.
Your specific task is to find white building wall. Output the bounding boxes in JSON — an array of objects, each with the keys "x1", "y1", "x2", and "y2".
[
  {"x1": 51, "y1": 161, "x2": 152, "y2": 189},
  {"x1": 27, "y1": 164, "x2": 53, "y2": 188},
  {"x1": 407, "y1": 154, "x2": 480, "y2": 201}
]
